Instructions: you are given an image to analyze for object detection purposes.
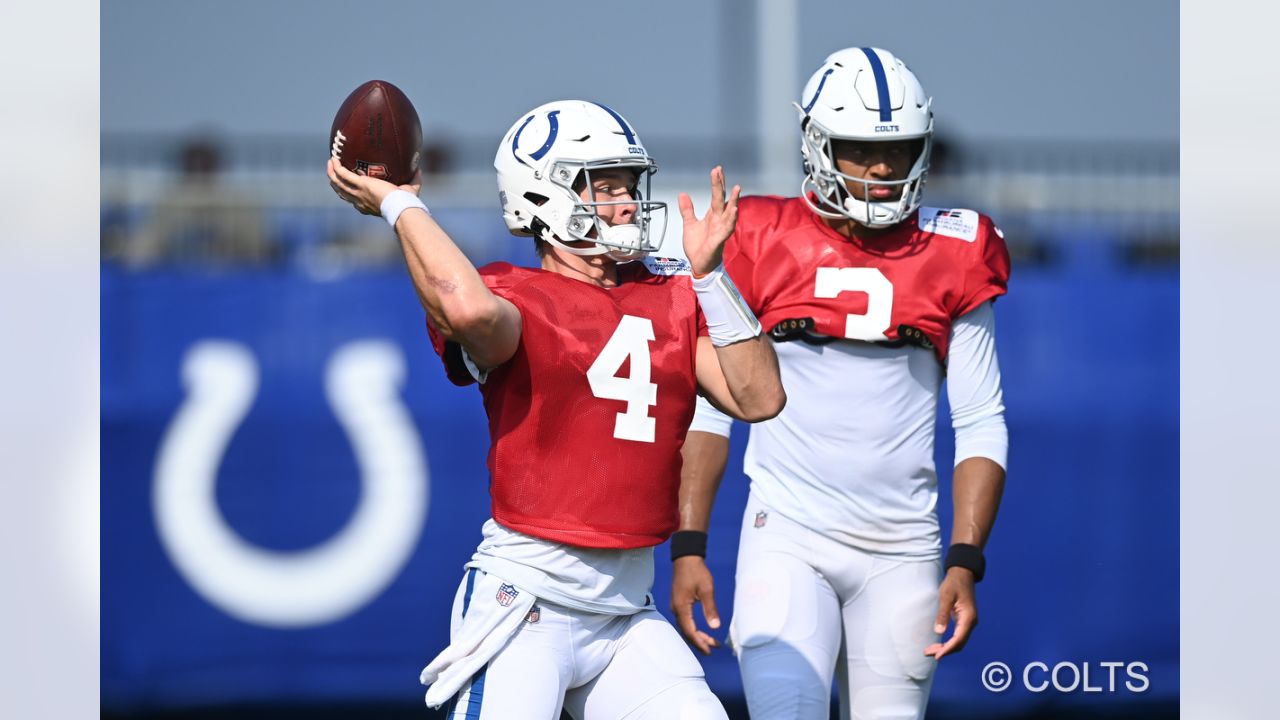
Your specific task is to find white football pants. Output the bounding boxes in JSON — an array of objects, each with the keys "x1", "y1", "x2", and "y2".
[
  {"x1": 730, "y1": 491, "x2": 941, "y2": 720},
  {"x1": 443, "y1": 571, "x2": 728, "y2": 720}
]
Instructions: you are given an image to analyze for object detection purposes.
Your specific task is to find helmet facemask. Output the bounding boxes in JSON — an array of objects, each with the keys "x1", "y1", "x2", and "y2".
[
  {"x1": 545, "y1": 158, "x2": 667, "y2": 262},
  {"x1": 799, "y1": 114, "x2": 933, "y2": 229}
]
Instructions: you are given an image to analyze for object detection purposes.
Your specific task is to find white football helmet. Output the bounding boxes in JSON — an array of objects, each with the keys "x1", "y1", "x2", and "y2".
[
  {"x1": 494, "y1": 100, "x2": 666, "y2": 261},
  {"x1": 796, "y1": 47, "x2": 933, "y2": 228}
]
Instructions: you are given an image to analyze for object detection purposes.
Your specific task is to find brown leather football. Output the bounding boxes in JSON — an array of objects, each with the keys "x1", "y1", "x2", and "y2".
[{"x1": 329, "y1": 80, "x2": 422, "y2": 186}]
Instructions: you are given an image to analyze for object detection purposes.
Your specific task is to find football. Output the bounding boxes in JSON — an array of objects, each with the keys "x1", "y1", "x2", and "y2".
[{"x1": 329, "y1": 80, "x2": 422, "y2": 186}]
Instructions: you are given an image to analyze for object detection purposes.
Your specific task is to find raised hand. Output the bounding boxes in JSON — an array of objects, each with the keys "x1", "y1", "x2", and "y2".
[
  {"x1": 327, "y1": 157, "x2": 421, "y2": 217},
  {"x1": 678, "y1": 166, "x2": 742, "y2": 276}
]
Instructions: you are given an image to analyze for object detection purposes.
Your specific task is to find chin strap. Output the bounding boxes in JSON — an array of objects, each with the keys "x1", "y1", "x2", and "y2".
[
  {"x1": 799, "y1": 177, "x2": 850, "y2": 220},
  {"x1": 542, "y1": 221, "x2": 651, "y2": 260},
  {"x1": 800, "y1": 176, "x2": 913, "y2": 229}
]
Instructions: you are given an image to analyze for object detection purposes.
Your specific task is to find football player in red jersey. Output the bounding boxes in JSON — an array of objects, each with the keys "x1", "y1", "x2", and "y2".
[
  {"x1": 672, "y1": 48, "x2": 1011, "y2": 719},
  {"x1": 328, "y1": 99, "x2": 783, "y2": 720}
]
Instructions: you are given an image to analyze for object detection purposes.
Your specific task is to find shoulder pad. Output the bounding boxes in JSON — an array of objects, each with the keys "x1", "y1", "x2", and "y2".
[
  {"x1": 477, "y1": 261, "x2": 542, "y2": 291},
  {"x1": 739, "y1": 194, "x2": 794, "y2": 226}
]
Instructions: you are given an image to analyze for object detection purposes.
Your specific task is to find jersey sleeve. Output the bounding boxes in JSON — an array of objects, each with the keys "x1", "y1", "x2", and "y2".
[
  {"x1": 720, "y1": 196, "x2": 769, "y2": 314},
  {"x1": 425, "y1": 316, "x2": 479, "y2": 387},
  {"x1": 423, "y1": 262, "x2": 528, "y2": 387},
  {"x1": 954, "y1": 218, "x2": 1012, "y2": 318}
]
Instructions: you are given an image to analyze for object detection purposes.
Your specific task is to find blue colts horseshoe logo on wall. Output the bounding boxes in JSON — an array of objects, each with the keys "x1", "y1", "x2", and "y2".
[{"x1": 152, "y1": 340, "x2": 429, "y2": 628}]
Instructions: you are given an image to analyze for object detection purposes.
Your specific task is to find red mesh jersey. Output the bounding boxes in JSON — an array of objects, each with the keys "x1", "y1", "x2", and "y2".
[
  {"x1": 426, "y1": 262, "x2": 708, "y2": 549},
  {"x1": 725, "y1": 196, "x2": 1010, "y2": 362}
]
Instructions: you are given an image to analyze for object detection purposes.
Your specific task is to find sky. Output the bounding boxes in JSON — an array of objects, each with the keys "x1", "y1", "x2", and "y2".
[{"x1": 101, "y1": 0, "x2": 1178, "y2": 147}]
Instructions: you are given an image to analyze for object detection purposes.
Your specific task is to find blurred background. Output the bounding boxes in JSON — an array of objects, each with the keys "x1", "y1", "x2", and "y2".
[{"x1": 101, "y1": 1, "x2": 1177, "y2": 718}]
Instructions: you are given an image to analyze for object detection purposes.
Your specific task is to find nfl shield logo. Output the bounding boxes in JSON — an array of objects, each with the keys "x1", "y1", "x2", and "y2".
[
  {"x1": 355, "y1": 160, "x2": 389, "y2": 179},
  {"x1": 525, "y1": 605, "x2": 541, "y2": 624},
  {"x1": 496, "y1": 583, "x2": 519, "y2": 607},
  {"x1": 754, "y1": 511, "x2": 768, "y2": 528}
]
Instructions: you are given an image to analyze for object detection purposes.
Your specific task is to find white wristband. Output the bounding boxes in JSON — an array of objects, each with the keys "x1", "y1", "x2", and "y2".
[
  {"x1": 692, "y1": 264, "x2": 762, "y2": 347},
  {"x1": 380, "y1": 190, "x2": 429, "y2": 229}
]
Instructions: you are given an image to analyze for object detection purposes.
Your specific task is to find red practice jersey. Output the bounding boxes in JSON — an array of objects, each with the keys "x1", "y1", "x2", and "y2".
[
  {"x1": 725, "y1": 196, "x2": 1010, "y2": 361},
  {"x1": 426, "y1": 262, "x2": 707, "y2": 549}
]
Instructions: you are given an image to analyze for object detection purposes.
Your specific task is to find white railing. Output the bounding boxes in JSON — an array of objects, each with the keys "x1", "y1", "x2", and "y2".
[{"x1": 101, "y1": 133, "x2": 1178, "y2": 268}]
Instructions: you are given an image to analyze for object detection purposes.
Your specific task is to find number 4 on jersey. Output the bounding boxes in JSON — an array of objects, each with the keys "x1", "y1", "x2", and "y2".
[{"x1": 586, "y1": 315, "x2": 658, "y2": 443}]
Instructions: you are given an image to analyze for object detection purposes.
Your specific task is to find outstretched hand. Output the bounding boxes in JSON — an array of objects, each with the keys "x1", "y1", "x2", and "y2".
[
  {"x1": 672, "y1": 556, "x2": 722, "y2": 655},
  {"x1": 678, "y1": 166, "x2": 742, "y2": 276},
  {"x1": 327, "y1": 157, "x2": 421, "y2": 217},
  {"x1": 924, "y1": 568, "x2": 979, "y2": 660}
]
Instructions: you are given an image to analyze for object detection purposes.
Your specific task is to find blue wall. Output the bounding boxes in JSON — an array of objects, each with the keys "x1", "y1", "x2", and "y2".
[{"x1": 101, "y1": 237, "x2": 1177, "y2": 716}]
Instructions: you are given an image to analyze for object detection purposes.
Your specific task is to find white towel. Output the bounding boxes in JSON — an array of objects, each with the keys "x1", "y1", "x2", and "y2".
[{"x1": 420, "y1": 571, "x2": 536, "y2": 709}]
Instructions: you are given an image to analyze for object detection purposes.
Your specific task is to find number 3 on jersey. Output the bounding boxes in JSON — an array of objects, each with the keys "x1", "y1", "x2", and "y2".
[
  {"x1": 587, "y1": 315, "x2": 658, "y2": 443},
  {"x1": 815, "y1": 267, "x2": 894, "y2": 341}
]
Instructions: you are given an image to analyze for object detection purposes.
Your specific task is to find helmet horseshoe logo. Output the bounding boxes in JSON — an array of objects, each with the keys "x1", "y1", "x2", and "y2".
[
  {"x1": 512, "y1": 110, "x2": 561, "y2": 166},
  {"x1": 802, "y1": 68, "x2": 835, "y2": 115}
]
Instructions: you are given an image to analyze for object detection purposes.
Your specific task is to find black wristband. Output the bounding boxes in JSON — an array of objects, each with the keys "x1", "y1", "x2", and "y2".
[
  {"x1": 944, "y1": 543, "x2": 986, "y2": 582},
  {"x1": 670, "y1": 530, "x2": 708, "y2": 561}
]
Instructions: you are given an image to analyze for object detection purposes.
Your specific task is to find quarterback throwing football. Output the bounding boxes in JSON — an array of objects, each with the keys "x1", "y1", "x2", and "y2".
[
  {"x1": 329, "y1": 100, "x2": 783, "y2": 719},
  {"x1": 672, "y1": 48, "x2": 1011, "y2": 719}
]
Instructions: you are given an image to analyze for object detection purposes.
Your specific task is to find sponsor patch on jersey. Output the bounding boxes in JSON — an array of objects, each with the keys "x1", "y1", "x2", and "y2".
[
  {"x1": 754, "y1": 511, "x2": 768, "y2": 528},
  {"x1": 918, "y1": 207, "x2": 979, "y2": 242},
  {"x1": 642, "y1": 255, "x2": 691, "y2": 276},
  {"x1": 496, "y1": 583, "x2": 519, "y2": 607}
]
